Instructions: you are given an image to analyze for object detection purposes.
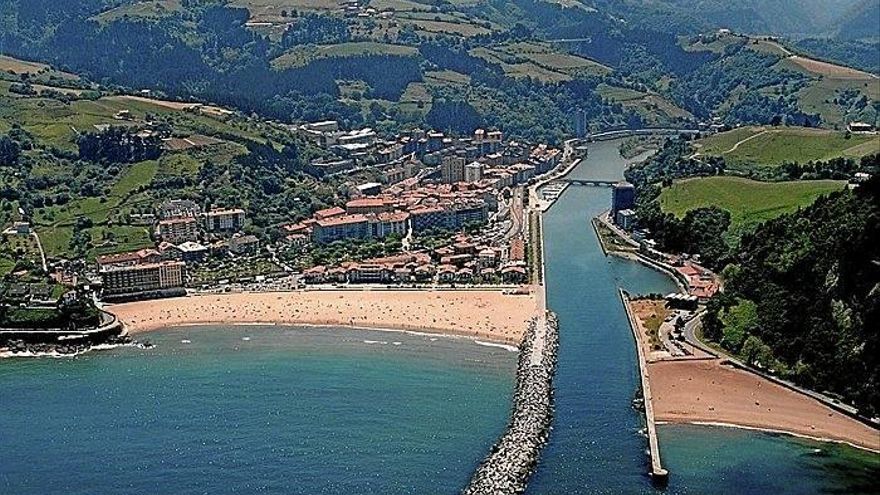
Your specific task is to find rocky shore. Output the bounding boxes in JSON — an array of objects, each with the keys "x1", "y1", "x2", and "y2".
[
  {"x1": 0, "y1": 313, "x2": 132, "y2": 358},
  {"x1": 462, "y1": 312, "x2": 559, "y2": 495},
  {"x1": 0, "y1": 334, "x2": 134, "y2": 358}
]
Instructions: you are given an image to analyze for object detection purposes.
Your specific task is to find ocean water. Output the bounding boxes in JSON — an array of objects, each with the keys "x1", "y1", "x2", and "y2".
[{"x1": 0, "y1": 327, "x2": 516, "y2": 495}]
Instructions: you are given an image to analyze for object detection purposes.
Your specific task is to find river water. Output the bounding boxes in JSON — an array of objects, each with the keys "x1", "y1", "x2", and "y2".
[
  {"x1": 0, "y1": 140, "x2": 877, "y2": 494},
  {"x1": 527, "y1": 139, "x2": 879, "y2": 494}
]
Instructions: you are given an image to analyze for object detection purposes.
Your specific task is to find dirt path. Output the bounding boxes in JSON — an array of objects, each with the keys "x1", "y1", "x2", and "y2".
[{"x1": 724, "y1": 129, "x2": 768, "y2": 154}]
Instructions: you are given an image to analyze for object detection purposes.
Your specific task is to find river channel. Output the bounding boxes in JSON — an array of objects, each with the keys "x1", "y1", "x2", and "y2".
[{"x1": 527, "y1": 139, "x2": 879, "y2": 494}]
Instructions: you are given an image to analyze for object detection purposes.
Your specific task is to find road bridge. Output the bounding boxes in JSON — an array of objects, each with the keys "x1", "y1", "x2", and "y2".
[{"x1": 551, "y1": 178, "x2": 618, "y2": 187}]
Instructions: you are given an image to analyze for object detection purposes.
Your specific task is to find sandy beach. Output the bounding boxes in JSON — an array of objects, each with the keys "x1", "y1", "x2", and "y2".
[
  {"x1": 649, "y1": 359, "x2": 880, "y2": 451},
  {"x1": 107, "y1": 289, "x2": 537, "y2": 345},
  {"x1": 625, "y1": 296, "x2": 879, "y2": 452}
]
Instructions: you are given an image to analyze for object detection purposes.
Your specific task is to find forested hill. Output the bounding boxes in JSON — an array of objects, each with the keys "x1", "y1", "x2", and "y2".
[
  {"x1": 703, "y1": 177, "x2": 880, "y2": 416},
  {"x1": 0, "y1": 0, "x2": 876, "y2": 139}
]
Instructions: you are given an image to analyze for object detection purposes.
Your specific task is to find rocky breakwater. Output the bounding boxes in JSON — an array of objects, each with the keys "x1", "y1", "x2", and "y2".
[
  {"x1": 462, "y1": 311, "x2": 559, "y2": 495},
  {"x1": 0, "y1": 311, "x2": 138, "y2": 358}
]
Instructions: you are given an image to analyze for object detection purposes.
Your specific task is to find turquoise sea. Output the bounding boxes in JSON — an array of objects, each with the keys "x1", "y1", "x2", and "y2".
[
  {"x1": 1, "y1": 139, "x2": 877, "y2": 494},
  {"x1": 0, "y1": 327, "x2": 517, "y2": 494}
]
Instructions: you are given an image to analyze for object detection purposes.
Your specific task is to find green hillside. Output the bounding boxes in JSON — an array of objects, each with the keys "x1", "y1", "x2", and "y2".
[
  {"x1": 0, "y1": 0, "x2": 876, "y2": 142},
  {"x1": 659, "y1": 176, "x2": 846, "y2": 236},
  {"x1": 696, "y1": 125, "x2": 879, "y2": 168},
  {"x1": 0, "y1": 70, "x2": 340, "y2": 260},
  {"x1": 271, "y1": 42, "x2": 419, "y2": 69}
]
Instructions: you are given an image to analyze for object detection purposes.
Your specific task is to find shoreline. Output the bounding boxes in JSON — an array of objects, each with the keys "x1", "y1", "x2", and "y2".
[
  {"x1": 135, "y1": 321, "x2": 521, "y2": 352},
  {"x1": 658, "y1": 420, "x2": 880, "y2": 455},
  {"x1": 108, "y1": 289, "x2": 538, "y2": 346},
  {"x1": 612, "y1": 236, "x2": 879, "y2": 452},
  {"x1": 621, "y1": 293, "x2": 880, "y2": 453}
]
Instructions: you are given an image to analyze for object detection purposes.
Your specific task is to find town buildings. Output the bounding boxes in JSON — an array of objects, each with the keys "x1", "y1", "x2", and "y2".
[
  {"x1": 100, "y1": 261, "x2": 186, "y2": 296},
  {"x1": 615, "y1": 209, "x2": 636, "y2": 230},
  {"x1": 157, "y1": 217, "x2": 199, "y2": 243},
  {"x1": 205, "y1": 208, "x2": 246, "y2": 232},
  {"x1": 441, "y1": 155, "x2": 466, "y2": 184}
]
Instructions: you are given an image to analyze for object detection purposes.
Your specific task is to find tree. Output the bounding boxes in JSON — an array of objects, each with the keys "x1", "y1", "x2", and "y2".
[{"x1": 0, "y1": 135, "x2": 21, "y2": 166}]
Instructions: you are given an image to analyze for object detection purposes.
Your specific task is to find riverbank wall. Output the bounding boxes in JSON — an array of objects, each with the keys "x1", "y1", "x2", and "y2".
[
  {"x1": 462, "y1": 312, "x2": 559, "y2": 495},
  {"x1": 619, "y1": 289, "x2": 668, "y2": 483}
]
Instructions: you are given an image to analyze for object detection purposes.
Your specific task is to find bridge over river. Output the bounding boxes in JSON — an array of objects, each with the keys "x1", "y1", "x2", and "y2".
[{"x1": 550, "y1": 178, "x2": 618, "y2": 187}]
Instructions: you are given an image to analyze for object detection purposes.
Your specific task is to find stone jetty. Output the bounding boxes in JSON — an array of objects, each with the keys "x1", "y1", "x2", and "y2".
[{"x1": 462, "y1": 311, "x2": 559, "y2": 495}]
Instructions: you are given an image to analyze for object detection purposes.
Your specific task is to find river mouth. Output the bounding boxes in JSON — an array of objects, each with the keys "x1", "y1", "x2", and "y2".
[
  {"x1": 527, "y1": 138, "x2": 880, "y2": 494},
  {"x1": 1, "y1": 139, "x2": 877, "y2": 494}
]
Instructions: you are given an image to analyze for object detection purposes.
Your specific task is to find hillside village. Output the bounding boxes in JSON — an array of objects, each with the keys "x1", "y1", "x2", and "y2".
[{"x1": 2, "y1": 77, "x2": 566, "y2": 305}]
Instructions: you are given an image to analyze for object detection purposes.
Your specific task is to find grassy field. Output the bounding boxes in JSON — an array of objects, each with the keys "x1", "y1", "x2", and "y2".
[
  {"x1": 0, "y1": 233, "x2": 42, "y2": 277},
  {"x1": 230, "y1": 0, "x2": 340, "y2": 19},
  {"x1": 696, "y1": 126, "x2": 879, "y2": 168},
  {"x1": 92, "y1": 0, "x2": 183, "y2": 24},
  {"x1": 659, "y1": 176, "x2": 845, "y2": 237},
  {"x1": 395, "y1": 82, "x2": 432, "y2": 117},
  {"x1": 271, "y1": 42, "x2": 418, "y2": 69},
  {"x1": 777, "y1": 56, "x2": 880, "y2": 128},
  {"x1": 368, "y1": 0, "x2": 433, "y2": 11},
  {"x1": 424, "y1": 70, "x2": 471, "y2": 86},
  {"x1": 681, "y1": 35, "x2": 878, "y2": 128},
  {"x1": 597, "y1": 83, "x2": 693, "y2": 124},
  {"x1": 34, "y1": 160, "x2": 161, "y2": 258},
  {"x1": 469, "y1": 42, "x2": 609, "y2": 82}
]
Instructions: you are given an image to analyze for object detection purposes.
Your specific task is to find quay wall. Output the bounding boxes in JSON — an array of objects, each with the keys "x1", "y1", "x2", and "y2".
[
  {"x1": 619, "y1": 289, "x2": 668, "y2": 483},
  {"x1": 462, "y1": 312, "x2": 559, "y2": 495}
]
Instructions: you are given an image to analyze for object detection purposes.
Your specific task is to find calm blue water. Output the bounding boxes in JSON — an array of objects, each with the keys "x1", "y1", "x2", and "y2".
[
  {"x1": 0, "y1": 327, "x2": 516, "y2": 494},
  {"x1": 1, "y1": 140, "x2": 877, "y2": 495}
]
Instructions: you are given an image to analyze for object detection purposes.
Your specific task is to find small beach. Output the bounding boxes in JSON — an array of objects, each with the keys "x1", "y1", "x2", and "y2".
[
  {"x1": 649, "y1": 359, "x2": 880, "y2": 452},
  {"x1": 108, "y1": 289, "x2": 537, "y2": 345},
  {"x1": 624, "y1": 294, "x2": 879, "y2": 452}
]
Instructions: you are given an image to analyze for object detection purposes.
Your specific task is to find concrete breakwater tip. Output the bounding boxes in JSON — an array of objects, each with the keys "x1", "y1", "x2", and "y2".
[{"x1": 462, "y1": 312, "x2": 559, "y2": 495}]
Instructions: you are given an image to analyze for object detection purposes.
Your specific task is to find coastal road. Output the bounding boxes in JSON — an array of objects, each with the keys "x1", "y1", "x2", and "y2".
[
  {"x1": 681, "y1": 311, "x2": 716, "y2": 357},
  {"x1": 504, "y1": 186, "x2": 525, "y2": 240}
]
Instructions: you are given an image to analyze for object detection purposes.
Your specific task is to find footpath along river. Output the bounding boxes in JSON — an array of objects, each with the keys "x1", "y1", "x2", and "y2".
[{"x1": 526, "y1": 139, "x2": 879, "y2": 495}]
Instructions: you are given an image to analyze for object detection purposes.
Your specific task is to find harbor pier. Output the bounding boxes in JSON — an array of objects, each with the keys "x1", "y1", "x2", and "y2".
[
  {"x1": 461, "y1": 312, "x2": 559, "y2": 495},
  {"x1": 619, "y1": 289, "x2": 669, "y2": 483}
]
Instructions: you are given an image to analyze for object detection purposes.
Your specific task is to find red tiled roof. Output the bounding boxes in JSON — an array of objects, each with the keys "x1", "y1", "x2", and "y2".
[
  {"x1": 316, "y1": 214, "x2": 368, "y2": 228},
  {"x1": 314, "y1": 206, "x2": 346, "y2": 220}
]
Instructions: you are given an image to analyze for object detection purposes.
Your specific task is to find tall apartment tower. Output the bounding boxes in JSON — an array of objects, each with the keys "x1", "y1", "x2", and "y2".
[{"x1": 611, "y1": 181, "x2": 636, "y2": 217}]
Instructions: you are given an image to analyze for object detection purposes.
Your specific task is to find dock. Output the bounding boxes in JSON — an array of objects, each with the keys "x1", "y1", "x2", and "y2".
[{"x1": 619, "y1": 289, "x2": 668, "y2": 483}]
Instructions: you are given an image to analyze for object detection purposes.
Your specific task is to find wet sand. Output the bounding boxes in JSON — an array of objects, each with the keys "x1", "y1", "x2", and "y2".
[
  {"x1": 649, "y1": 359, "x2": 880, "y2": 451},
  {"x1": 107, "y1": 290, "x2": 537, "y2": 345}
]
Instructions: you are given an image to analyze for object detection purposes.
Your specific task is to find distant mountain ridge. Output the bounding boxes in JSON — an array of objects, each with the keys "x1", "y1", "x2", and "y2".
[{"x1": 831, "y1": 0, "x2": 880, "y2": 40}]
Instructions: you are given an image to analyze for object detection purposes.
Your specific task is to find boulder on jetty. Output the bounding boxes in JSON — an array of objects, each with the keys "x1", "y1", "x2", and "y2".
[{"x1": 462, "y1": 312, "x2": 559, "y2": 495}]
